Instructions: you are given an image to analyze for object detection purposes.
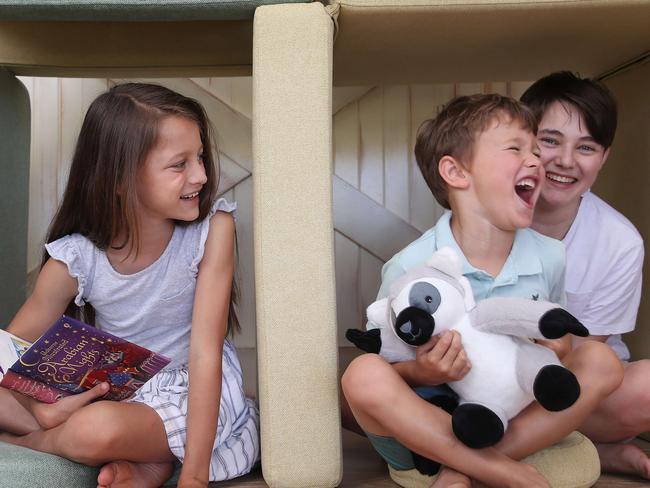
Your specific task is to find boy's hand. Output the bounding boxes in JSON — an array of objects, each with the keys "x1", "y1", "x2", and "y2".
[{"x1": 413, "y1": 330, "x2": 471, "y2": 385}]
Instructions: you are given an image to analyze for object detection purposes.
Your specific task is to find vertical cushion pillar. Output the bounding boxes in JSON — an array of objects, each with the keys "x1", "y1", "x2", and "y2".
[
  {"x1": 253, "y1": 3, "x2": 340, "y2": 487},
  {"x1": 0, "y1": 68, "x2": 30, "y2": 327}
]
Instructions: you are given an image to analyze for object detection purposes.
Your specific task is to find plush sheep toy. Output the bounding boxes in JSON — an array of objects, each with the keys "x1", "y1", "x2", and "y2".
[{"x1": 346, "y1": 247, "x2": 589, "y2": 451}]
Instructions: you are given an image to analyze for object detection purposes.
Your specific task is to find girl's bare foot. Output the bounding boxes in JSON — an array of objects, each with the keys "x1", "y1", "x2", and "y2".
[
  {"x1": 431, "y1": 466, "x2": 472, "y2": 487},
  {"x1": 97, "y1": 461, "x2": 174, "y2": 488},
  {"x1": 597, "y1": 443, "x2": 650, "y2": 479},
  {"x1": 32, "y1": 383, "x2": 109, "y2": 430}
]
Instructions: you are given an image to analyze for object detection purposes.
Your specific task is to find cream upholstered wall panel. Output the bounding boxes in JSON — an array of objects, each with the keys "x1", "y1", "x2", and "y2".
[
  {"x1": 332, "y1": 0, "x2": 650, "y2": 85},
  {"x1": 253, "y1": 3, "x2": 341, "y2": 487},
  {"x1": 598, "y1": 61, "x2": 650, "y2": 362}
]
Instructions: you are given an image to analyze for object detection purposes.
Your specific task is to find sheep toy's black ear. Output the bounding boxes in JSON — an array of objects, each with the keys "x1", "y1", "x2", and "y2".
[{"x1": 345, "y1": 328, "x2": 381, "y2": 354}]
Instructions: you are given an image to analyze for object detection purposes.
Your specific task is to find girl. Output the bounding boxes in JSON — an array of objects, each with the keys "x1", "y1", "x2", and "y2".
[
  {"x1": 0, "y1": 83, "x2": 259, "y2": 488},
  {"x1": 523, "y1": 72, "x2": 650, "y2": 479}
]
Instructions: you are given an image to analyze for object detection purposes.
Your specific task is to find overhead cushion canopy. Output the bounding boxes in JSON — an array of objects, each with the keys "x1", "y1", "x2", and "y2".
[
  {"x1": 332, "y1": 0, "x2": 650, "y2": 85},
  {"x1": 0, "y1": 0, "x2": 312, "y2": 21}
]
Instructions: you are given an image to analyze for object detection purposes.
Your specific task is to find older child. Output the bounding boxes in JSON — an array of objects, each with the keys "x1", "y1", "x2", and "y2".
[
  {"x1": 342, "y1": 94, "x2": 623, "y2": 487},
  {"x1": 523, "y1": 71, "x2": 649, "y2": 479},
  {"x1": 0, "y1": 83, "x2": 259, "y2": 488}
]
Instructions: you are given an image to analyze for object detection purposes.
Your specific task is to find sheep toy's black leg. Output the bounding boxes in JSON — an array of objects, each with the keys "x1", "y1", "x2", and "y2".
[
  {"x1": 534, "y1": 365, "x2": 581, "y2": 411},
  {"x1": 452, "y1": 403, "x2": 505, "y2": 449}
]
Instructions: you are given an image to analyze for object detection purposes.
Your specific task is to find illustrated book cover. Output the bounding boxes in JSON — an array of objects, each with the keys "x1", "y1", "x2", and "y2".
[{"x1": 0, "y1": 315, "x2": 170, "y2": 403}]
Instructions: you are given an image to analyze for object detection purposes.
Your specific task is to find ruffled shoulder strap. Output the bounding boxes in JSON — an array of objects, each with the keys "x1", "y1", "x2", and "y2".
[
  {"x1": 190, "y1": 198, "x2": 237, "y2": 273},
  {"x1": 44, "y1": 234, "x2": 95, "y2": 306}
]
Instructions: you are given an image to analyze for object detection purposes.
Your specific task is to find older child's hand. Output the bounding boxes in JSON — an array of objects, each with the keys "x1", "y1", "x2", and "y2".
[
  {"x1": 413, "y1": 330, "x2": 471, "y2": 385},
  {"x1": 534, "y1": 336, "x2": 572, "y2": 359}
]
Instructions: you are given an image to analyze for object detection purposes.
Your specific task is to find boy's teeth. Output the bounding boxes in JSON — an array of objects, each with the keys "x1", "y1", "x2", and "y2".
[
  {"x1": 515, "y1": 178, "x2": 535, "y2": 190},
  {"x1": 546, "y1": 173, "x2": 576, "y2": 184}
]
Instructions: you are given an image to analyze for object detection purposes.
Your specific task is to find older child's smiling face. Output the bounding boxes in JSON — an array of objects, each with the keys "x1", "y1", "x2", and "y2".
[
  {"x1": 465, "y1": 116, "x2": 543, "y2": 230},
  {"x1": 536, "y1": 101, "x2": 608, "y2": 211},
  {"x1": 136, "y1": 116, "x2": 208, "y2": 224}
]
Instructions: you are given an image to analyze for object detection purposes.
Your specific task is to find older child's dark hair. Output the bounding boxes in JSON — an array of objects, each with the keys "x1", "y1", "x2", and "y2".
[
  {"x1": 42, "y1": 83, "x2": 240, "y2": 334},
  {"x1": 415, "y1": 94, "x2": 537, "y2": 209},
  {"x1": 520, "y1": 71, "x2": 617, "y2": 148}
]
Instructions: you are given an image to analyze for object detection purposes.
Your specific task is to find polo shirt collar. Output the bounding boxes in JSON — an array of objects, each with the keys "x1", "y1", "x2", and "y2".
[{"x1": 433, "y1": 211, "x2": 543, "y2": 283}]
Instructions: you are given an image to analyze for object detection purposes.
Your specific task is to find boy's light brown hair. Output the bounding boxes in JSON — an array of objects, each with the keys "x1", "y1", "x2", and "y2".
[{"x1": 415, "y1": 94, "x2": 538, "y2": 209}]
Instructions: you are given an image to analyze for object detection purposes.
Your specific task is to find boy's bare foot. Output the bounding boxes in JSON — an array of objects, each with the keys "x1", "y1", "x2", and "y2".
[
  {"x1": 431, "y1": 466, "x2": 472, "y2": 487},
  {"x1": 597, "y1": 443, "x2": 650, "y2": 479},
  {"x1": 97, "y1": 460, "x2": 174, "y2": 488},
  {"x1": 32, "y1": 383, "x2": 109, "y2": 430}
]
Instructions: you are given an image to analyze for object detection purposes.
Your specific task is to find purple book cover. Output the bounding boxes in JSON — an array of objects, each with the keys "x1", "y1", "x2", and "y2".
[{"x1": 9, "y1": 316, "x2": 171, "y2": 401}]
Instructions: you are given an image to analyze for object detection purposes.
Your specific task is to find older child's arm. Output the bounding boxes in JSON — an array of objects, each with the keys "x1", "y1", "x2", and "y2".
[{"x1": 179, "y1": 212, "x2": 235, "y2": 487}]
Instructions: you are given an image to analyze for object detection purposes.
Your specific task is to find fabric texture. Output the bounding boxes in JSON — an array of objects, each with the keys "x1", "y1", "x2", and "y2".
[
  {"x1": 44, "y1": 198, "x2": 259, "y2": 481},
  {"x1": 377, "y1": 211, "x2": 566, "y2": 306},
  {"x1": 253, "y1": 3, "x2": 340, "y2": 487},
  {"x1": 0, "y1": 1, "x2": 312, "y2": 21},
  {"x1": 563, "y1": 192, "x2": 643, "y2": 361}
]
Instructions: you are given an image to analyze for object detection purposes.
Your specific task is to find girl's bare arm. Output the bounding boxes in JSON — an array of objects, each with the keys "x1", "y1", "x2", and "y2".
[
  {"x1": 8, "y1": 258, "x2": 77, "y2": 342},
  {"x1": 178, "y1": 211, "x2": 235, "y2": 486}
]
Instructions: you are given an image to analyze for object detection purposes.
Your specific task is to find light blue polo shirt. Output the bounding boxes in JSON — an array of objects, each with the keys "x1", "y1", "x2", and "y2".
[{"x1": 377, "y1": 211, "x2": 566, "y2": 306}]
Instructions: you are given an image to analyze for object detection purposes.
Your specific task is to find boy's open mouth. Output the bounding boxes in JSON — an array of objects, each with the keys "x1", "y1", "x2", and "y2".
[
  {"x1": 546, "y1": 172, "x2": 577, "y2": 185},
  {"x1": 514, "y1": 178, "x2": 536, "y2": 205}
]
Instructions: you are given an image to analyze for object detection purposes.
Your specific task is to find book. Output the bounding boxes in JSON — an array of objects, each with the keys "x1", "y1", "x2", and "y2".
[{"x1": 0, "y1": 315, "x2": 171, "y2": 403}]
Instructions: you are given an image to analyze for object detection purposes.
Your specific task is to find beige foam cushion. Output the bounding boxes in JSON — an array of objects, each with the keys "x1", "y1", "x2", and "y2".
[
  {"x1": 252, "y1": 3, "x2": 340, "y2": 488},
  {"x1": 389, "y1": 431, "x2": 599, "y2": 488}
]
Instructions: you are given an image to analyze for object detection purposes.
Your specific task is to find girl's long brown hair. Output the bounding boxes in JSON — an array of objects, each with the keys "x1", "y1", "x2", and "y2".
[{"x1": 43, "y1": 83, "x2": 240, "y2": 334}]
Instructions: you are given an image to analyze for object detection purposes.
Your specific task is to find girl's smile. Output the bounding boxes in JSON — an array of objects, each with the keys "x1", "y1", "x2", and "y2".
[{"x1": 136, "y1": 115, "x2": 207, "y2": 225}]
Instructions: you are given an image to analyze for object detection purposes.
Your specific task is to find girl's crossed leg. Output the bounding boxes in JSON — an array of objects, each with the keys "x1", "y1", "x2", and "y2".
[
  {"x1": 0, "y1": 383, "x2": 109, "y2": 434},
  {"x1": 0, "y1": 400, "x2": 175, "y2": 488}
]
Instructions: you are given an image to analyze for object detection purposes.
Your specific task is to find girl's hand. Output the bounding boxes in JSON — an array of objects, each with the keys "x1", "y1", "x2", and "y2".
[{"x1": 177, "y1": 474, "x2": 207, "y2": 488}]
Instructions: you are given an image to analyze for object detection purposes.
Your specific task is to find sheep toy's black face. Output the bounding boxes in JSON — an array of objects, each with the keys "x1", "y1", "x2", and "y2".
[{"x1": 393, "y1": 282, "x2": 441, "y2": 346}]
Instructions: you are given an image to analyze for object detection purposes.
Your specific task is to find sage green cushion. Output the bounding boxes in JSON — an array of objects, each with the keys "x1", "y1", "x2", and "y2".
[
  {"x1": 0, "y1": 69, "x2": 29, "y2": 327},
  {"x1": 0, "y1": 442, "x2": 99, "y2": 488},
  {"x1": 0, "y1": 442, "x2": 186, "y2": 488},
  {"x1": 388, "y1": 432, "x2": 600, "y2": 488},
  {"x1": 0, "y1": 0, "x2": 312, "y2": 21}
]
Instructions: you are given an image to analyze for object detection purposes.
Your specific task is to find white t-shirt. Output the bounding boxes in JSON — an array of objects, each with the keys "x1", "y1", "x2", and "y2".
[{"x1": 563, "y1": 192, "x2": 644, "y2": 361}]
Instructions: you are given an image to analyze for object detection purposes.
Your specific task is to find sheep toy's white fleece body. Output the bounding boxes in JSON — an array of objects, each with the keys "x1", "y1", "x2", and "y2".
[{"x1": 357, "y1": 247, "x2": 587, "y2": 445}]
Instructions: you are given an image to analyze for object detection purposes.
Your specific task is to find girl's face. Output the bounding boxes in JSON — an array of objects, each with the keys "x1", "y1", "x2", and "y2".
[
  {"x1": 136, "y1": 116, "x2": 208, "y2": 224},
  {"x1": 536, "y1": 101, "x2": 609, "y2": 211}
]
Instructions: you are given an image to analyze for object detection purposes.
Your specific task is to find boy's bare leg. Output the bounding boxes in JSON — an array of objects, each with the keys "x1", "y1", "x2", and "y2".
[
  {"x1": 342, "y1": 354, "x2": 550, "y2": 488},
  {"x1": 493, "y1": 341, "x2": 624, "y2": 461},
  {"x1": 579, "y1": 359, "x2": 650, "y2": 478},
  {"x1": 0, "y1": 401, "x2": 175, "y2": 488},
  {"x1": 431, "y1": 467, "x2": 472, "y2": 488}
]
